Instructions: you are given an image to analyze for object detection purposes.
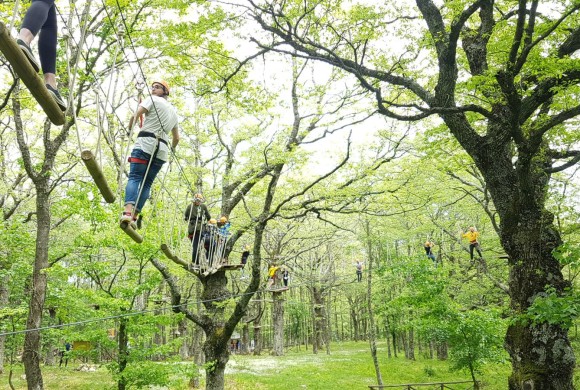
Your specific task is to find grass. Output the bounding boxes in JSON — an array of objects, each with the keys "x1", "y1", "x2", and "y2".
[
  {"x1": 0, "y1": 342, "x2": 519, "y2": 389},
  {"x1": 226, "y1": 343, "x2": 511, "y2": 390}
]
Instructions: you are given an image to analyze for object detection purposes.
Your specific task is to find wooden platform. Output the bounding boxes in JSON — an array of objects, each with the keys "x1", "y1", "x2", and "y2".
[
  {"x1": 269, "y1": 286, "x2": 289, "y2": 292},
  {"x1": 0, "y1": 22, "x2": 66, "y2": 126},
  {"x1": 219, "y1": 264, "x2": 244, "y2": 271}
]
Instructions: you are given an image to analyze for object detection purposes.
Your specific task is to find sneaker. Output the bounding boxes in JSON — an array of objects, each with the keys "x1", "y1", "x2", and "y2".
[
  {"x1": 120, "y1": 213, "x2": 136, "y2": 230},
  {"x1": 16, "y1": 39, "x2": 40, "y2": 73},
  {"x1": 45, "y1": 84, "x2": 67, "y2": 111},
  {"x1": 136, "y1": 214, "x2": 143, "y2": 230}
]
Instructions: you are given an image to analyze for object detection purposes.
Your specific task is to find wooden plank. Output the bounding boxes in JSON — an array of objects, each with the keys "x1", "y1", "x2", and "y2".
[
  {"x1": 269, "y1": 286, "x2": 289, "y2": 292},
  {"x1": 220, "y1": 264, "x2": 244, "y2": 271},
  {"x1": 368, "y1": 381, "x2": 476, "y2": 389},
  {"x1": 119, "y1": 221, "x2": 143, "y2": 243},
  {"x1": 81, "y1": 150, "x2": 115, "y2": 203},
  {"x1": 0, "y1": 21, "x2": 65, "y2": 126}
]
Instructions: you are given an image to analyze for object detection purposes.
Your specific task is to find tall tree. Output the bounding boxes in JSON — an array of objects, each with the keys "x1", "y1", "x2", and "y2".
[
  {"x1": 246, "y1": 1, "x2": 580, "y2": 388},
  {"x1": 151, "y1": 54, "x2": 379, "y2": 388}
]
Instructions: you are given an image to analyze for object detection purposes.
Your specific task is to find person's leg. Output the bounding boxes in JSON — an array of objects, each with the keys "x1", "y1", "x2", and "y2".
[
  {"x1": 124, "y1": 161, "x2": 146, "y2": 215},
  {"x1": 191, "y1": 232, "x2": 201, "y2": 265},
  {"x1": 20, "y1": 1, "x2": 54, "y2": 43},
  {"x1": 469, "y1": 243, "x2": 475, "y2": 260},
  {"x1": 207, "y1": 239, "x2": 214, "y2": 267},
  {"x1": 475, "y1": 243, "x2": 483, "y2": 258},
  {"x1": 18, "y1": 0, "x2": 53, "y2": 72},
  {"x1": 134, "y1": 158, "x2": 164, "y2": 213},
  {"x1": 37, "y1": 3, "x2": 57, "y2": 80}
]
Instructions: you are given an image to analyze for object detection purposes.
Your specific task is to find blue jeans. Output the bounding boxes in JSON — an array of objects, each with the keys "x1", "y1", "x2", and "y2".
[{"x1": 124, "y1": 149, "x2": 164, "y2": 212}]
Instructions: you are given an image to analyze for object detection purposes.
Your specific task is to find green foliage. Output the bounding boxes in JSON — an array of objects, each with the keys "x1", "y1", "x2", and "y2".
[
  {"x1": 113, "y1": 359, "x2": 178, "y2": 389},
  {"x1": 423, "y1": 365, "x2": 436, "y2": 377},
  {"x1": 446, "y1": 309, "x2": 507, "y2": 375},
  {"x1": 526, "y1": 287, "x2": 578, "y2": 329}
]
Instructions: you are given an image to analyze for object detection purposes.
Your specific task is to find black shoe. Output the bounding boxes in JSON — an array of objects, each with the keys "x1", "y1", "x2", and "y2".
[
  {"x1": 136, "y1": 215, "x2": 143, "y2": 229},
  {"x1": 45, "y1": 84, "x2": 67, "y2": 111},
  {"x1": 16, "y1": 39, "x2": 40, "y2": 73}
]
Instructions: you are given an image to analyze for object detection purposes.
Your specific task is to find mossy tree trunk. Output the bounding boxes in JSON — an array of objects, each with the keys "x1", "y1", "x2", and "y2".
[
  {"x1": 0, "y1": 274, "x2": 8, "y2": 374},
  {"x1": 118, "y1": 316, "x2": 129, "y2": 390},
  {"x1": 22, "y1": 184, "x2": 50, "y2": 390},
  {"x1": 271, "y1": 291, "x2": 285, "y2": 356}
]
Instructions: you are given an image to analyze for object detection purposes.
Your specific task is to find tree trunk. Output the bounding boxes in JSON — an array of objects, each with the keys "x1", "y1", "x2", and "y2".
[
  {"x1": 325, "y1": 297, "x2": 332, "y2": 355},
  {"x1": 503, "y1": 219, "x2": 573, "y2": 389},
  {"x1": 191, "y1": 324, "x2": 204, "y2": 388},
  {"x1": 408, "y1": 328, "x2": 415, "y2": 360},
  {"x1": 0, "y1": 274, "x2": 9, "y2": 374},
  {"x1": 271, "y1": 291, "x2": 285, "y2": 356},
  {"x1": 312, "y1": 288, "x2": 326, "y2": 354},
  {"x1": 391, "y1": 329, "x2": 397, "y2": 358},
  {"x1": 349, "y1": 304, "x2": 360, "y2": 342},
  {"x1": 401, "y1": 331, "x2": 408, "y2": 359},
  {"x1": 469, "y1": 143, "x2": 575, "y2": 389},
  {"x1": 253, "y1": 322, "x2": 262, "y2": 356},
  {"x1": 365, "y1": 224, "x2": 383, "y2": 387},
  {"x1": 23, "y1": 188, "x2": 50, "y2": 390},
  {"x1": 241, "y1": 324, "x2": 250, "y2": 355},
  {"x1": 437, "y1": 341, "x2": 448, "y2": 360},
  {"x1": 44, "y1": 308, "x2": 57, "y2": 366},
  {"x1": 118, "y1": 316, "x2": 129, "y2": 390},
  {"x1": 203, "y1": 336, "x2": 229, "y2": 390},
  {"x1": 178, "y1": 319, "x2": 189, "y2": 360}
]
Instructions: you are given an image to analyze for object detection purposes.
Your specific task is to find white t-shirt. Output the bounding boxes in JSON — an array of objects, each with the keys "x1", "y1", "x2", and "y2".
[{"x1": 133, "y1": 96, "x2": 178, "y2": 161}]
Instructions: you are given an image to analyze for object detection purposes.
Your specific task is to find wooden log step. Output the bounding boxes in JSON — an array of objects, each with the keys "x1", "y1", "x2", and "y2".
[
  {"x1": 119, "y1": 221, "x2": 143, "y2": 243},
  {"x1": 0, "y1": 22, "x2": 66, "y2": 126},
  {"x1": 81, "y1": 150, "x2": 115, "y2": 203}
]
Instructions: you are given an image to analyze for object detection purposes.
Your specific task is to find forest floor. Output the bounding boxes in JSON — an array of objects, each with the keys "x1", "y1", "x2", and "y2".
[{"x1": 1, "y1": 341, "x2": 573, "y2": 389}]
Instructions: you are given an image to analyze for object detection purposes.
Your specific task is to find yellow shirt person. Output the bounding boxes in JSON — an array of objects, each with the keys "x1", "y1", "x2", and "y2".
[
  {"x1": 462, "y1": 230, "x2": 479, "y2": 243},
  {"x1": 462, "y1": 227, "x2": 482, "y2": 260}
]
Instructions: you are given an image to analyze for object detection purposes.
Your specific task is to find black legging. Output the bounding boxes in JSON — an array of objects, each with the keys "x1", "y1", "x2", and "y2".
[
  {"x1": 190, "y1": 232, "x2": 203, "y2": 265},
  {"x1": 469, "y1": 242, "x2": 483, "y2": 260},
  {"x1": 21, "y1": 0, "x2": 57, "y2": 74}
]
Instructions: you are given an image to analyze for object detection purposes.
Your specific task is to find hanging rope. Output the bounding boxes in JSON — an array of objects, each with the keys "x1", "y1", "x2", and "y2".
[
  {"x1": 94, "y1": 87, "x2": 103, "y2": 163},
  {"x1": 8, "y1": 0, "x2": 21, "y2": 33},
  {"x1": 117, "y1": 81, "x2": 144, "y2": 207},
  {"x1": 63, "y1": 1, "x2": 91, "y2": 152}
]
